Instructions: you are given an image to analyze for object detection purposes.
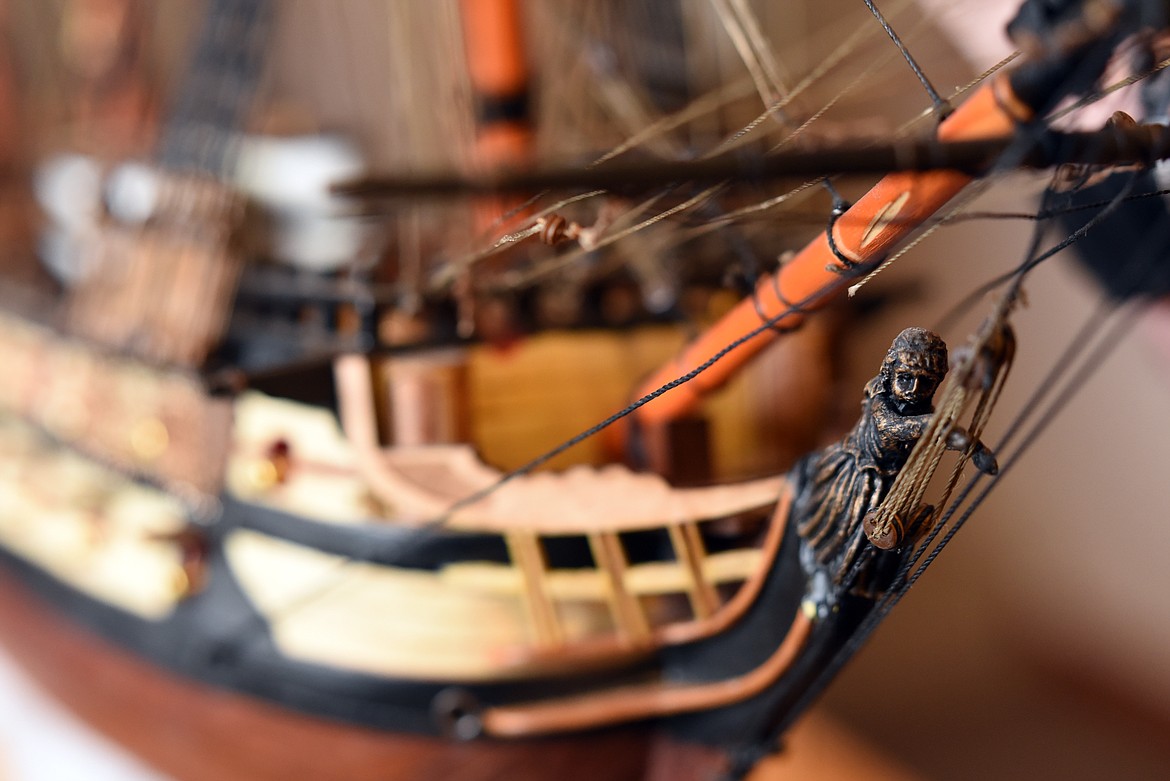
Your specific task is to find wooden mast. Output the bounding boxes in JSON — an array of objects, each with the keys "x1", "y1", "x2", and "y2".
[{"x1": 629, "y1": 78, "x2": 1033, "y2": 429}]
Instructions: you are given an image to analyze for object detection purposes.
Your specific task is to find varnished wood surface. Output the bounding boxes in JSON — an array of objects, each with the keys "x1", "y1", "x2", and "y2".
[
  {"x1": 0, "y1": 564, "x2": 924, "y2": 780},
  {"x1": 0, "y1": 567, "x2": 650, "y2": 781}
]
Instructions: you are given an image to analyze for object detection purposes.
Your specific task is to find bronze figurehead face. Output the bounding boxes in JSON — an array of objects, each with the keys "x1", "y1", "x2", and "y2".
[
  {"x1": 882, "y1": 327, "x2": 947, "y2": 412},
  {"x1": 890, "y1": 363, "x2": 940, "y2": 407}
]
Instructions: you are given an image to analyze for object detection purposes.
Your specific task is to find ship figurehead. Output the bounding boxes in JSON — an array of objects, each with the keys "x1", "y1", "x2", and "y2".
[{"x1": 791, "y1": 326, "x2": 1002, "y2": 609}]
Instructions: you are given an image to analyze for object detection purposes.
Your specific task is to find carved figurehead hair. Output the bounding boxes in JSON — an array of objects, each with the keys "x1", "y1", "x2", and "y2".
[
  {"x1": 866, "y1": 327, "x2": 949, "y2": 397},
  {"x1": 886, "y1": 326, "x2": 948, "y2": 378}
]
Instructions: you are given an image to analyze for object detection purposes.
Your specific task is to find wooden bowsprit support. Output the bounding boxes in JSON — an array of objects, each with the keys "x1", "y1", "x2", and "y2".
[
  {"x1": 586, "y1": 530, "x2": 651, "y2": 644},
  {"x1": 667, "y1": 521, "x2": 720, "y2": 621},
  {"x1": 505, "y1": 530, "x2": 564, "y2": 648}
]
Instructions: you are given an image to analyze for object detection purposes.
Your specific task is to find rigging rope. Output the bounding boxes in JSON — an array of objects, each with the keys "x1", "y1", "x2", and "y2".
[
  {"x1": 213, "y1": 3, "x2": 1170, "y2": 695},
  {"x1": 755, "y1": 162, "x2": 1153, "y2": 758},
  {"x1": 430, "y1": 273, "x2": 845, "y2": 524},
  {"x1": 768, "y1": 271, "x2": 1145, "y2": 764},
  {"x1": 863, "y1": 0, "x2": 951, "y2": 118}
]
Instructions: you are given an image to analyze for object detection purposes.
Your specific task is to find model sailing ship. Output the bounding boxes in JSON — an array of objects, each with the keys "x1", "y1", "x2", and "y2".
[{"x1": 1, "y1": 0, "x2": 1169, "y2": 778}]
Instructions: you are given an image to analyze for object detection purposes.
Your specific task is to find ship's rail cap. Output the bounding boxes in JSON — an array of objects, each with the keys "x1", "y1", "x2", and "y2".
[{"x1": 438, "y1": 461, "x2": 785, "y2": 534}]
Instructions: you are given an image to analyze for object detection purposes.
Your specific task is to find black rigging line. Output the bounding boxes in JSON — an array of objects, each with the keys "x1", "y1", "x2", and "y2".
[
  {"x1": 944, "y1": 187, "x2": 1170, "y2": 223},
  {"x1": 862, "y1": 0, "x2": 950, "y2": 119},
  {"x1": 230, "y1": 6, "x2": 1170, "y2": 671},
  {"x1": 705, "y1": 201, "x2": 800, "y2": 337},
  {"x1": 760, "y1": 155, "x2": 1146, "y2": 750},
  {"x1": 237, "y1": 175, "x2": 1158, "y2": 661},
  {"x1": 1012, "y1": 177, "x2": 1140, "y2": 286},
  {"x1": 820, "y1": 178, "x2": 859, "y2": 272},
  {"x1": 936, "y1": 171, "x2": 1141, "y2": 333},
  {"x1": 881, "y1": 305, "x2": 1136, "y2": 674},
  {"x1": 212, "y1": 274, "x2": 852, "y2": 654},
  {"x1": 430, "y1": 273, "x2": 846, "y2": 525},
  {"x1": 901, "y1": 300, "x2": 1114, "y2": 581},
  {"x1": 684, "y1": 187, "x2": 1170, "y2": 233},
  {"x1": 771, "y1": 296, "x2": 1141, "y2": 750},
  {"x1": 893, "y1": 181, "x2": 1073, "y2": 573},
  {"x1": 906, "y1": 161, "x2": 1170, "y2": 583},
  {"x1": 896, "y1": 302, "x2": 1142, "y2": 602},
  {"x1": 431, "y1": 96, "x2": 1150, "y2": 529},
  {"x1": 896, "y1": 165, "x2": 1147, "y2": 608}
]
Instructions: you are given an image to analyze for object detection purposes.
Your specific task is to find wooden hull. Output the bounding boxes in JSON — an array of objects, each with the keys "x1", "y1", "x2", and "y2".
[
  {"x1": 0, "y1": 564, "x2": 694, "y2": 781},
  {"x1": 0, "y1": 326, "x2": 859, "y2": 775}
]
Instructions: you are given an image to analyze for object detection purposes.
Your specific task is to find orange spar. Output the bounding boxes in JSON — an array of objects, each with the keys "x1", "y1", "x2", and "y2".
[{"x1": 631, "y1": 75, "x2": 1033, "y2": 429}]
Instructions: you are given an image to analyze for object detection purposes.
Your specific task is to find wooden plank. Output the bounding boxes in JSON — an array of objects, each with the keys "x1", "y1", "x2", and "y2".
[
  {"x1": 669, "y1": 522, "x2": 720, "y2": 620},
  {"x1": 588, "y1": 532, "x2": 649, "y2": 643},
  {"x1": 505, "y1": 531, "x2": 562, "y2": 647},
  {"x1": 0, "y1": 567, "x2": 654, "y2": 781}
]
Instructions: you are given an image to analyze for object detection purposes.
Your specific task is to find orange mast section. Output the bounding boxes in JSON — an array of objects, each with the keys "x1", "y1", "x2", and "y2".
[
  {"x1": 632, "y1": 76, "x2": 1033, "y2": 428},
  {"x1": 460, "y1": 0, "x2": 532, "y2": 227}
]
